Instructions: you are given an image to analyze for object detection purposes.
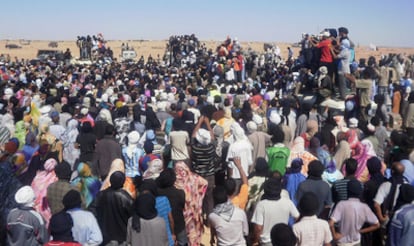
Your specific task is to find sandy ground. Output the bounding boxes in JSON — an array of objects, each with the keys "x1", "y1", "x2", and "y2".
[{"x1": 1, "y1": 39, "x2": 414, "y2": 63}]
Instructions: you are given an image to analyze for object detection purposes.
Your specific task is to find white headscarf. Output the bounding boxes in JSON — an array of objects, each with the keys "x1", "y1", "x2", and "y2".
[
  {"x1": 232, "y1": 123, "x2": 247, "y2": 141},
  {"x1": 15, "y1": 186, "x2": 36, "y2": 207},
  {"x1": 97, "y1": 108, "x2": 113, "y2": 125},
  {"x1": 126, "y1": 131, "x2": 140, "y2": 158}
]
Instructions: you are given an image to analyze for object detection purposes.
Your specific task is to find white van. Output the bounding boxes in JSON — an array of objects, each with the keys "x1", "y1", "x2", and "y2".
[{"x1": 121, "y1": 50, "x2": 137, "y2": 61}]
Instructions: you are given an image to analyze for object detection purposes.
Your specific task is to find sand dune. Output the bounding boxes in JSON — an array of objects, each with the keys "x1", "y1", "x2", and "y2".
[{"x1": 2, "y1": 39, "x2": 414, "y2": 63}]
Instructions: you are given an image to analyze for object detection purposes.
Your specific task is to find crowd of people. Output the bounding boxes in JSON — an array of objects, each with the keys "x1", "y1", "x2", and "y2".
[
  {"x1": 76, "y1": 33, "x2": 113, "y2": 61},
  {"x1": 1, "y1": 27, "x2": 414, "y2": 246}
]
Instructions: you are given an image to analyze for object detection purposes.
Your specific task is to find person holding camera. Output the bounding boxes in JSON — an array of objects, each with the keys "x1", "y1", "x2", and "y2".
[{"x1": 311, "y1": 31, "x2": 334, "y2": 79}]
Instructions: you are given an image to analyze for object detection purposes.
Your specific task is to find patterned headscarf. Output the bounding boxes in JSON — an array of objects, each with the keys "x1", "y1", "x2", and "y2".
[
  {"x1": 11, "y1": 152, "x2": 28, "y2": 177},
  {"x1": 71, "y1": 162, "x2": 101, "y2": 207},
  {"x1": 174, "y1": 161, "x2": 208, "y2": 246}
]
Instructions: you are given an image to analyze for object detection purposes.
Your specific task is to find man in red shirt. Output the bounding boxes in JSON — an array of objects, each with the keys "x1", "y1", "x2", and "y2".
[{"x1": 312, "y1": 31, "x2": 334, "y2": 78}]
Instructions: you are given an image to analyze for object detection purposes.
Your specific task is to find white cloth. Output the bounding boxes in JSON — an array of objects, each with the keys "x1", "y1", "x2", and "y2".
[{"x1": 49, "y1": 124, "x2": 66, "y2": 140}]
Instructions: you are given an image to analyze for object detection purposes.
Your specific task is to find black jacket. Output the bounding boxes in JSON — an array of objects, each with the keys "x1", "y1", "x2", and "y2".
[{"x1": 91, "y1": 188, "x2": 133, "y2": 244}]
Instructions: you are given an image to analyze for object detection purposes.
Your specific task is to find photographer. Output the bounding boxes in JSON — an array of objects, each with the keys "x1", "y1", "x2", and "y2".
[
  {"x1": 310, "y1": 31, "x2": 334, "y2": 79},
  {"x1": 345, "y1": 67, "x2": 375, "y2": 122}
]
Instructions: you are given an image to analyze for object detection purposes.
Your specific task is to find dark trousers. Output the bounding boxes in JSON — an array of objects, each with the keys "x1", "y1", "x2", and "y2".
[{"x1": 202, "y1": 175, "x2": 215, "y2": 221}]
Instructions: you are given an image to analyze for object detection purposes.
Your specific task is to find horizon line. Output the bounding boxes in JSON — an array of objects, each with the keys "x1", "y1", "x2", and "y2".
[{"x1": 1, "y1": 39, "x2": 414, "y2": 49}]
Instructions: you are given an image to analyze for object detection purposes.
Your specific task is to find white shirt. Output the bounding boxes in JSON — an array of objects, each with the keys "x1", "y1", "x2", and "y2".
[
  {"x1": 68, "y1": 209, "x2": 103, "y2": 246},
  {"x1": 169, "y1": 130, "x2": 190, "y2": 161},
  {"x1": 293, "y1": 215, "x2": 332, "y2": 246},
  {"x1": 251, "y1": 198, "x2": 300, "y2": 244},
  {"x1": 187, "y1": 107, "x2": 200, "y2": 123},
  {"x1": 226, "y1": 139, "x2": 253, "y2": 179},
  {"x1": 209, "y1": 206, "x2": 248, "y2": 246},
  {"x1": 374, "y1": 181, "x2": 402, "y2": 209}
]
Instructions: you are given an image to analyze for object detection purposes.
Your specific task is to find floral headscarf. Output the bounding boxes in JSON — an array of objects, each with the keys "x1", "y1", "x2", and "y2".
[{"x1": 174, "y1": 161, "x2": 207, "y2": 246}]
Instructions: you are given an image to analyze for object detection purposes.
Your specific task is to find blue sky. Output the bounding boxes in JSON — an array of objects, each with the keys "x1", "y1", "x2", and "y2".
[{"x1": 1, "y1": 0, "x2": 413, "y2": 47}]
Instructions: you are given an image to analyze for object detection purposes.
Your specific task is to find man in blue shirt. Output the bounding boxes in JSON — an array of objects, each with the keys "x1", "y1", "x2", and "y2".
[
  {"x1": 388, "y1": 184, "x2": 414, "y2": 246},
  {"x1": 63, "y1": 190, "x2": 103, "y2": 246}
]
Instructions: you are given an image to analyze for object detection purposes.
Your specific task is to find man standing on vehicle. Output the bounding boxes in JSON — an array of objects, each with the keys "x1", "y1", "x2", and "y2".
[
  {"x1": 311, "y1": 31, "x2": 334, "y2": 78},
  {"x1": 64, "y1": 48, "x2": 72, "y2": 65}
]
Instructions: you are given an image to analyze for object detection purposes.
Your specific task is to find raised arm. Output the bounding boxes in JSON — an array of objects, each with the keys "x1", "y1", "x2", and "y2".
[{"x1": 192, "y1": 115, "x2": 205, "y2": 139}]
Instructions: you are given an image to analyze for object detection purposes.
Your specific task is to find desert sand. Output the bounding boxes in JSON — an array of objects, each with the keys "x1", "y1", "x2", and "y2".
[{"x1": 2, "y1": 39, "x2": 414, "y2": 63}]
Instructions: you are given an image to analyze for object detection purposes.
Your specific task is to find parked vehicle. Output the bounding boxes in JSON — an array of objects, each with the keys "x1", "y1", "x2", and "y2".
[
  {"x1": 19, "y1": 39, "x2": 31, "y2": 45},
  {"x1": 48, "y1": 41, "x2": 58, "y2": 48},
  {"x1": 5, "y1": 44, "x2": 22, "y2": 49},
  {"x1": 36, "y1": 49, "x2": 65, "y2": 61},
  {"x1": 120, "y1": 50, "x2": 137, "y2": 62}
]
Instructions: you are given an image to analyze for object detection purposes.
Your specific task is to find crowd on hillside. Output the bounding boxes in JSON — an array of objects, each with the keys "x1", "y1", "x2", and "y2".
[{"x1": 1, "y1": 27, "x2": 414, "y2": 246}]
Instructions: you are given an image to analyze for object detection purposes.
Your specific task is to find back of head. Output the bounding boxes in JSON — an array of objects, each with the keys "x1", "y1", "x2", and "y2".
[
  {"x1": 157, "y1": 168, "x2": 176, "y2": 188},
  {"x1": 298, "y1": 192, "x2": 319, "y2": 216},
  {"x1": 391, "y1": 161, "x2": 405, "y2": 177},
  {"x1": 338, "y1": 27, "x2": 349, "y2": 35},
  {"x1": 55, "y1": 161, "x2": 72, "y2": 181},
  {"x1": 255, "y1": 157, "x2": 269, "y2": 176},
  {"x1": 81, "y1": 121, "x2": 92, "y2": 133},
  {"x1": 271, "y1": 223, "x2": 297, "y2": 246},
  {"x1": 172, "y1": 118, "x2": 185, "y2": 131},
  {"x1": 213, "y1": 186, "x2": 228, "y2": 205},
  {"x1": 397, "y1": 184, "x2": 414, "y2": 205},
  {"x1": 62, "y1": 190, "x2": 82, "y2": 210},
  {"x1": 290, "y1": 158, "x2": 303, "y2": 173},
  {"x1": 134, "y1": 193, "x2": 157, "y2": 221},
  {"x1": 138, "y1": 179, "x2": 158, "y2": 196},
  {"x1": 347, "y1": 179, "x2": 363, "y2": 198},
  {"x1": 49, "y1": 211, "x2": 74, "y2": 242},
  {"x1": 390, "y1": 130, "x2": 404, "y2": 146},
  {"x1": 367, "y1": 157, "x2": 382, "y2": 175},
  {"x1": 345, "y1": 158, "x2": 358, "y2": 176},
  {"x1": 307, "y1": 160, "x2": 324, "y2": 178},
  {"x1": 110, "y1": 171, "x2": 126, "y2": 189},
  {"x1": 143, "y1": 140, "x2": 154, "y2": 153},
  {"x1": 117, "y1": 106, "x2": 129, "y2": 118},
  {"x1": 224, "y1": 178, "x2": 237, "y2": 196},
  {"x1": 105, "y1": 124, "x2": 115, "y2": 136},
  {"x1": 270, "y1": 125, "x2": 285, "y2": 144},
  {"x1": 370, "y1": 116, "x2": 380, "y2": 127},
  {"x1": 262, "y1": 177, "x2": 282, "y2": 200}
]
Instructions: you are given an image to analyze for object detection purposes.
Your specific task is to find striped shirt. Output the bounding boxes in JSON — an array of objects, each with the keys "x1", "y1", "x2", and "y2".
[
  {"x1": 332, "y1": 178, "x2": 352, "y2": 204},
  {"x1": 191, "y1": 139, "x2": 216, "y2": 177},
  {"x1": 0, "y1": 126, "x2": 11, "y2": 146}
]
